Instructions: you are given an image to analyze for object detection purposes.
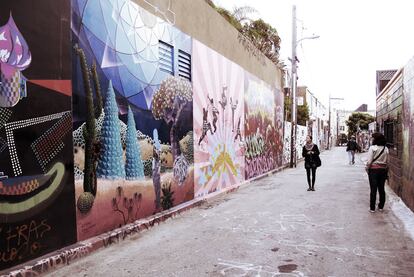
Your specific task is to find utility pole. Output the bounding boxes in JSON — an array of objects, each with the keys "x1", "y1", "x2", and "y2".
[
  {"x1": 327, "y1": 96, "x2": 331, "y2": 150},
  {"x1": 289, "y1": 5, "x2": 297, "y2": 168},
  {"x1": 327, "y1": 96, "x2": 344, "y2": 149},
  {"x1": 289, "y1": 5, "x2": 319, "y2": 167}
]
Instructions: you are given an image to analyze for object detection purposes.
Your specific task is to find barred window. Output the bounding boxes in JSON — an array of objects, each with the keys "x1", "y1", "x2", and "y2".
[
  {"x1": 384, "y1": 119, "x2": 394, "y2": 145},
  {"x1": 178, "y1": 50, "x2": 191, "y2": 81},
  {"x1": 159, "y1": 40, "x2": 174, "y2": 75}
]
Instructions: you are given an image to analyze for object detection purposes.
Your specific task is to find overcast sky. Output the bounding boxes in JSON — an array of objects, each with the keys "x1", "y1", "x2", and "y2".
[{"x1": 213, "y1": 0, "x2": 414, "y2": 110}]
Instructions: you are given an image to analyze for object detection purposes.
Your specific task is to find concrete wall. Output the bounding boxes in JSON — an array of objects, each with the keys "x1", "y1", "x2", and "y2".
[
  {"x1": 376, "y1": 70, "x2": 403, "y2": 197},
  {"x1": 402, "y1": 58, "x2": 414, "y2": 211},
  {"x1": 1, "y1": 0, "x2": 286, "y2": 272},
  {"x1": 135, "y1": 0, "x2": 283, "y2": 89}
]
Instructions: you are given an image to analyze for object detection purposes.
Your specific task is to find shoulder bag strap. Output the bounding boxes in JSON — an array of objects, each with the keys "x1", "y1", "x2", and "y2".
[{"x1": 369, "y1": 146, "x2": 385, "y2": 167}]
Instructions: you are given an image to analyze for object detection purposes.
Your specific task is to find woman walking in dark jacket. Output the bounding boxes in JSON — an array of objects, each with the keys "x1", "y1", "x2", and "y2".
[{"x1": 302, "y1": 135, "x2": 321, "y2": 191}]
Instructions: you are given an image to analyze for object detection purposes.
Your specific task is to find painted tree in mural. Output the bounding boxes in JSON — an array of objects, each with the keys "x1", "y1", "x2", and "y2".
[
  {"x1": 96, "y1": 80, "x2": 125, "y2": 179},
  {"x1": 125, "y1": 106, "x2": 144, "y2": 180},
  {"x1": 151, "y1": 76, "x2": 192, "y2": 182},
  {"x1": 152, "y1": 129, "x2": 161, "y2": 210},
  {"x1": 74, "y1": 44, "x2": 97, "y2": 198}
]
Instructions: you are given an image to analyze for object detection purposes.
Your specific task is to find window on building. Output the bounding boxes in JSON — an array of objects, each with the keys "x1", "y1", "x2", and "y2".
[
  {"x1": 159, "y1": 40, "x2": 174, "y2": 75},
  {"x1": 384, "y1": 119, "x2": 394, "y2": 145},
  {"x1": 340, "y1": 126, "x2": 345, "y2": 131},
  {"x1": 178, "y1": 50, "x2": 191, "y2": 81}
]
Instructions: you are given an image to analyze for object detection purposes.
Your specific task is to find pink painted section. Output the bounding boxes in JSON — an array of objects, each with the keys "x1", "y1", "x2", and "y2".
[{"x1": 193, "y1": 40, "x2": 245, "y2": 198}]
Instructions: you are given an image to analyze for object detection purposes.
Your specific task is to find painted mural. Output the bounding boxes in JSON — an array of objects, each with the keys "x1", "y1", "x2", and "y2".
[
  {"x1": 193, "y1": 40, "x2": 245, "y2": 198},
  {"x1": 283, "y1": 122, "x2": 308, "y2": 164},
  {"x1": 72, "y1": 0, "x2": 194, "y2": 241},
  {"x1": 0, "y1": 1, "x2": 76, "y2": 270},
  {"x1": 402, "y1": 57, "x2": 414, "y2": 209},
  {"x1": 244, "y1": 74, "x2": 284, "y2": 179}
]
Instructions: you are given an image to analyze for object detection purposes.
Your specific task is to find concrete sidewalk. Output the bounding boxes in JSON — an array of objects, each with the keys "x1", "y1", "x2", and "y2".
[{"x1": 46, "y1": 147, "x2": 414, "y2": 277}]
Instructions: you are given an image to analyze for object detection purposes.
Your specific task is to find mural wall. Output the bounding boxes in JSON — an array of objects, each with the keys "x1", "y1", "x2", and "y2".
[
  {"x1": 0, "y1": 1, "x2": 76, "y2": 270},
  {"x1": 402, "y1": 58, "x2": 414, "y2": 210},
  {"x1": 244, "y1": 74, "x2": 284, "y2": 178},
  {"x1": 283, "y1": 122, "x2": 308, "y2": 164},
  {"x1": 72, "y1": 0, "x2": 194, "y2": 241},
  {"x1": 193, "y1": 40, "x2": 245, "y2": 197},
  {"x1": 244, "y1": 73, "x2": 283, "y2": 179}
]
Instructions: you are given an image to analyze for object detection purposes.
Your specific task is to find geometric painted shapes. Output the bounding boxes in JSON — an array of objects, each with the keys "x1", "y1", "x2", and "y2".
[
  {"x1": 96, "y1": 81, "x2": 125, "y2": 179},
  {"x1": 0, "y1": 15, "x2": 32, "y2": 73},
  {"x1": 125, "y1": 106, "x2": 144, "y2": 180},
  {"x1": 0, "y1": 137, "x2": 6, "y2": 154},
  {"x1": 28, "y1": 80, "x2": 72, "y2": 96},
  {"x1": 4, "y1": 111, "x2": 70, "y2": 176},
  {"x1": 128, "y1": 92, "x2": 149, "y2": 110},
  {"x1": 0, "y1": 107, "x2": 12, "y2": 130},
  {"x1": 0, "y1": 69, "x2": 21, "y2": 107},
  {"x1": 31, "y1": 111, "x2": 72, "y2": 172},
  {"x1": 0, "y1": 15, "x2": 32, "y2": 107},
  {"x1": 0, "y1": 173, "x2": 49, "y2": 196},
  {"x1": 0, "y1": 162, "x2": 65, "y2": 221}
]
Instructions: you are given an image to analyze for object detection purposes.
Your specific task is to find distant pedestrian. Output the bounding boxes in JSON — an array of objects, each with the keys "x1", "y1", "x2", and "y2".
[
  {"x1": 366, "y1": 133, "x2": 389, "y2": 213},
  {"x1": 302, "y1": 135, "x2": 321, "y2": 191},
  {"x1": 346, "y1": 135, "x2": 359, "y2": 165}
]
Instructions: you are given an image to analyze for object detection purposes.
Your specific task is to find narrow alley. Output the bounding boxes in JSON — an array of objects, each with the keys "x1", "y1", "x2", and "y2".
[{"x1": 46, "y1": 147, "x2": 414, "y2": 277}]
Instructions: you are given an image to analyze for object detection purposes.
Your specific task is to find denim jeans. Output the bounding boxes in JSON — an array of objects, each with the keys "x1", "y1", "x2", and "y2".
[
  {"x1": 348, "y1": 151, "x2": 355, "y2": 164},
  {"x1": 368, "y1": 168, "x2": 387, "y2": 210}
]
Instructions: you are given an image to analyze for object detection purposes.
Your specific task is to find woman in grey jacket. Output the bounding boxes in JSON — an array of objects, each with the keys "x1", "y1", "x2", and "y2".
[{"x1": 365, "y1": 133, "x2": 389, "y2": 213}]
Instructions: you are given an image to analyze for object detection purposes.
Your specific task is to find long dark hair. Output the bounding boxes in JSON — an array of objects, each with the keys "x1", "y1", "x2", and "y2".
[{"x1": 372, "y1": 132, "x2": 386, "y2": 146}]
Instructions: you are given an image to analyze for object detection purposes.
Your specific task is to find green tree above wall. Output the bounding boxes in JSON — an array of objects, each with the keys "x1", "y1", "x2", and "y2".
[
  {"x1": 284, "y1": 96, "x2": 309, "y2": 126},
  {"x1": 297, "y1": 103, "x2": 310, "y2": 126},
  {"x1": 346, "y1": 112, "x2": 375, "y2": 137},
  {"x1": 205, "y1": 1, "x2": 281, "y2": 65},
  {"x1": 284, "y1": 95, "x2": 292, "y2": 121}
]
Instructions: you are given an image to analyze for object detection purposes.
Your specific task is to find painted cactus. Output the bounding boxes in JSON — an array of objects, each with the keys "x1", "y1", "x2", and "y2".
[
  {"x1": 0, "y1": 15, "x2": 31, "y2": 107},
  {"x1": 96, "y1": 80, "x2": 125, "y2": 179},
  {"x1": 91, "y1": 61, "x2": 103, "y2": 118},
  {"x1": 125, "y1": 106, "x2": 144, "y2": 180},
  {"x1": 74, "y1": 45, "x2": 97, "y2": 196}
]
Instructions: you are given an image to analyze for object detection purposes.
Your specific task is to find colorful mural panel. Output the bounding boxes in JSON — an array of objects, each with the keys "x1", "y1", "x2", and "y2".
[
  {"x1": 72, "y1": 0, "x2": 194, "y2": 241},
  {"x1": 193, "y1": 40, "x2": 245, "y2": 198},
  {"x1": 244, "y1": 74, "x2": 284, "y2": 179},
  {"x1": 283, "y1": 122, "x2": 308, "y2": 164},
  {"x1": 0, "y1": 1, "x2": 76, "y2": 270}
]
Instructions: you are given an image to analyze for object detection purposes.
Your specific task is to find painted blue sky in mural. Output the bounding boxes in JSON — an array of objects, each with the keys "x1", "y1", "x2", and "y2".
[{"x1": 72, "y1": 0, "x2": 191, "y2": 110}]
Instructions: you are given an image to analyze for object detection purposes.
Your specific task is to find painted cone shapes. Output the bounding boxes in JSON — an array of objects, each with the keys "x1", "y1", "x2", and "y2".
[
  {"x1": 125, "y1": 106, "x2": 144, "y2": 180},
  {"x1": 96, "y1": 80, "x2": 125, "y2": 179}
]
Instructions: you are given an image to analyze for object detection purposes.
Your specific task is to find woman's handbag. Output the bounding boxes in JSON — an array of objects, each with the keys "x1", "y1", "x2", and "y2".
[{"x1": 315, "y1": 155, "x2": 322, "y2": 167}]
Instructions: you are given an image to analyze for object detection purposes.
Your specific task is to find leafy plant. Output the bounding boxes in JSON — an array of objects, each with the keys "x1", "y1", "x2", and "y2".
[
  {"x1": 241, "y1": 19, "x2": 281, "y2": 64},
  {"x1": 346, "y1": 112, "x2": 375, "y2": 137},
  {"x1": 297, "y1": 103, "x2": 310, "y2": 126},
  {"x1": 284, "y1": 96, "x2": 309, "y2": 126},
  {"x1": 205, "y1": 1, "x2": 281, "y2": 65}
]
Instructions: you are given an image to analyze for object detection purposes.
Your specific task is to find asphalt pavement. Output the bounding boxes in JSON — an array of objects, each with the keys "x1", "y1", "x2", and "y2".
[{"x1": 46, "y1": 147, "x2": 414, "y2": 277}]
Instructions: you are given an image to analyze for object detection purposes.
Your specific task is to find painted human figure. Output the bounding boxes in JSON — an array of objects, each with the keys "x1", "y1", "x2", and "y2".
[
  {"x1": 218, "y1": 86, "x2": 227, "y2": 125},
  {"x1": 230, "y1": 97, "x2": 238, "y2": 132},
  {"x1": 152, "y1": 129, "x2": 161, "y2": 211},
  {"x1": 207, "y1": 95, "x2": 219, "y2": 133},
  {"x1": 234, "y1": 117, "x2": 242, "y2": 142},
  {"x1": 198, "y1": 108, "x2": 213, "y2": 145}
]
